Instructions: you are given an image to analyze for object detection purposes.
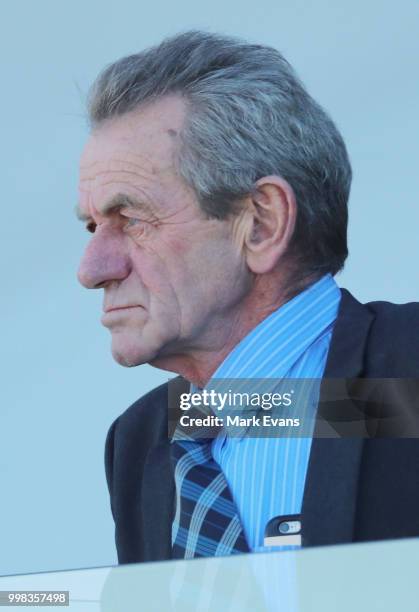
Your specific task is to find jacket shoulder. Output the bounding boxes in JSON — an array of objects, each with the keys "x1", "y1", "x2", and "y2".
[
  {"x1": 366, "y1": 297, "x2": 419, "y2": 321},
  {"x1": 363, "y1": 297, "x2": 419, "y2": 376}
]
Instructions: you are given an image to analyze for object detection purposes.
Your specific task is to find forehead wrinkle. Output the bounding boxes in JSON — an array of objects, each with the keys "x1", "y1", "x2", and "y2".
[
  {"x1": 92, "y1": 175, "x2": 164, "y2": 219},
  {"x1": 98, "y1": 154, "x2": 177, "y2": 206},
  {"x1": 80, "y1": 160, "x2": 157, "y2": 182},
  {"x1": 93, "y1": 168, "x2": 157, "y2": 183},
  {"x1": 80, "y1": 148, "x2": 173, "y2": 178},
  {"x1": 79, "y1": 178, "x2": 177, "y2": 222},
  {"x1": 80, "y1": 162, "x2": 174, "y2": 185},
  {"x1": 99, "y1": 175, "x2": 160, "y2": 207},
  {"x1": 81, "y1": 156, "x2": 155, "y2": 173},
  {"x1": 78, "y1": 134, "x2": 182, "y2": 220}
]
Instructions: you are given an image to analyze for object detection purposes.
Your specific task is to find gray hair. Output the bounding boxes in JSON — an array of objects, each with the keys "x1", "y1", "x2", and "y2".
[{"x1": 88, "y1": 31, "x2": 351, "y2": 279}]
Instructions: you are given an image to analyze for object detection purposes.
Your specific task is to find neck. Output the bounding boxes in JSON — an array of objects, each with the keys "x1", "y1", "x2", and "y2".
[{"x1": 150, "y1": 274, "x2": 296, "y2": 386}]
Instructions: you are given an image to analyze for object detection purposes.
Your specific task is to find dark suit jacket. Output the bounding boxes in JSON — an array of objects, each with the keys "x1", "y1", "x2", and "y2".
[{"x1": 104, "y1": 289, "x2": 419, "y2": 563}]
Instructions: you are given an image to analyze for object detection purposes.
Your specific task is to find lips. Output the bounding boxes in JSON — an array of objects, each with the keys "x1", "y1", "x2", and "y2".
[
  {"x1": 104, "y1": 305, "x2": 142, "y2": 313},
  {"x1": 101, "y1": 305, "x2": 144, "y2": 327}
]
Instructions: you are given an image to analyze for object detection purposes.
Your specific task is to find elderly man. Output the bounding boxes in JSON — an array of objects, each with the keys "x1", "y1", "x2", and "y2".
[{"x1": 77, "y1": 31, "x2": 419, "y2": 563}]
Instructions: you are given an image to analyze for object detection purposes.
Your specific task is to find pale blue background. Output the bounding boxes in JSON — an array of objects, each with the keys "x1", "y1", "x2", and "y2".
[{"x1": 0, "y1": 0, "x2": 418, "y2": 575}]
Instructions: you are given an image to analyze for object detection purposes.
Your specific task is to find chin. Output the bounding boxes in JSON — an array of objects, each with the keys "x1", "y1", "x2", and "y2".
[
  {"x1": 111, "y1": 350, "x2": 141, "y2": 368},
  {"x1": 110, "y1": 335, "x2": 158, "y2": 368}
]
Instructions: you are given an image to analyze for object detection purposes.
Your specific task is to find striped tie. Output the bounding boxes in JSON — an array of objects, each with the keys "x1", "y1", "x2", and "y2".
[{"x1": 171, "y1": 439, "x2": 249, "y2": 558}]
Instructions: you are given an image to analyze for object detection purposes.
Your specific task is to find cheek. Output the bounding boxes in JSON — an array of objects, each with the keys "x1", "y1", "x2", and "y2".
[
  {"x1": 129, "y1": 230, "x2": 247, "y2": 312},
  {"x1": 191, "y1": 236, "x2": 241, "y2": 278},
  {"x1": 165, "y1": 234, "x2": 190, "y2": 257},
  {"x1": 129, "y1": 243, "x2": 181, "y2": 305},
  {"x1": 205, "y1": 242, "x2": 250, "y2": 303},
  {"x1": 182, "y1": 238, "x2": 248, "y2": 306}
]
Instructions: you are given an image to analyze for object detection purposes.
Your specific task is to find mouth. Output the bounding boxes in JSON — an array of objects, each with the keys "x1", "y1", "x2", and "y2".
[
  {"x1": 101, "y1": 305, "x2": 145, "y2": 327},
  {"x1": 103, "y1": 305, "x2": 143, "y2": 314}
]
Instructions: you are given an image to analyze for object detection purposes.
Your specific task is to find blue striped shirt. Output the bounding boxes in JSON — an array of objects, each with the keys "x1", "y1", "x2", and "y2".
[{"x1": 204, "y1": 274, "x2": 341, "y2": 551}]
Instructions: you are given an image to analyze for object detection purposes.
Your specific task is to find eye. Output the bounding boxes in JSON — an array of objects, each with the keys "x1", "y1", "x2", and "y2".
[
  {"x1": 86, "y1": 221, "x2": 96, "y2": 234},
  {"x1": 122, "y1": 216, "x2": 146, "y2": 234},
  {"x1": 124, "y1": 217, "x2": 141, "y2": 227}
]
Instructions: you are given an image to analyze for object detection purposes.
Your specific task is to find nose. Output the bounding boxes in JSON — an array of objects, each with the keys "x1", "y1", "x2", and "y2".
[{"x1": 77, "y1": 227, "x2": 131, "y2": 289}]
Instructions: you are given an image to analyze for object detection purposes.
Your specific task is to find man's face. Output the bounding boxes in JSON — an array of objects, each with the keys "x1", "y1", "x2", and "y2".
[{"x1": 77, "y1": 96, "x2": 250, "y2": 368}]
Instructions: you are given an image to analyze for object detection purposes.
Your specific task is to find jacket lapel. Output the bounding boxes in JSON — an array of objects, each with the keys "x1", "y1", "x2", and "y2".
[
  {"x1": 302, "y1": 289, "x2": 375, "y2": 546},
  {"x1": 142, "y1": 439, "x2": 175, "y2": 561},
  {"x1": 141, "y1": 376, "x2": 189, "y2": 561}
]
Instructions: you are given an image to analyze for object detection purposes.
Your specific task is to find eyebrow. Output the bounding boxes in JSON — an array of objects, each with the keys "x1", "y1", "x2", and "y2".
[{"x1": 75, "y1": 193, "x2": 154, "y2": 222}]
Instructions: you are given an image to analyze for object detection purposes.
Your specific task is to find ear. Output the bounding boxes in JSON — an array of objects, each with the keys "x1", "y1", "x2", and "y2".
[{"x1": 242, "y1": 175, "x2": 297, "y2": 274}]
